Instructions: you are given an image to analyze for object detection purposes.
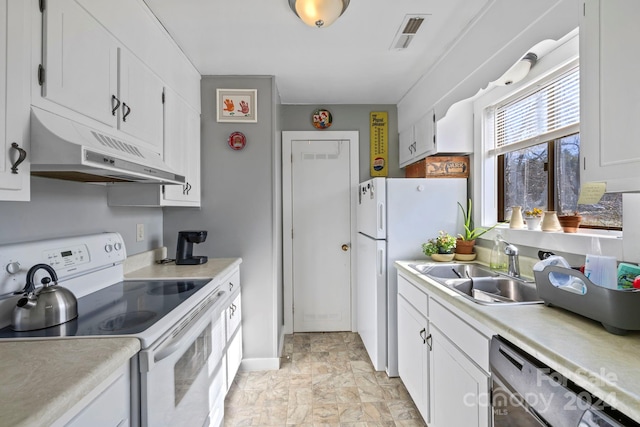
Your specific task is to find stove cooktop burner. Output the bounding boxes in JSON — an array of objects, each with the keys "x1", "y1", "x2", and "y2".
[
  {"x1": 147, "y1": 282, "x2": 195, "y2": 295},
  {"x1": 99, "y1": 310, "x2": 158, "y2": 331}
]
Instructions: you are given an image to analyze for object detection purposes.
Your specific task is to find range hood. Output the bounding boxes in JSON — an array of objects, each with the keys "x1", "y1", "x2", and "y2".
[{"x1": 29, "y1": 107, "x2": 185, "y2": 185}]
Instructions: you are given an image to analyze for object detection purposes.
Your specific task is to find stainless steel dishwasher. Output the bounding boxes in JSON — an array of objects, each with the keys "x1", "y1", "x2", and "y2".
[{"x1": 490, "y1": 336, "x2": 639, "y2": 427}]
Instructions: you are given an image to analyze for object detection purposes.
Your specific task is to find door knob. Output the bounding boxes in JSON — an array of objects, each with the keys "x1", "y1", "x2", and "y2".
[{"x1": 342, "y1": 244, "x2": 350, "y2": 251}]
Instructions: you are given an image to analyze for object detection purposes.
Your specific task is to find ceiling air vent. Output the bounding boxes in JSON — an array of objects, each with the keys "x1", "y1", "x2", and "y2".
[{"x1": 390, "y1": 14, "x2": 430, "y2": 51}]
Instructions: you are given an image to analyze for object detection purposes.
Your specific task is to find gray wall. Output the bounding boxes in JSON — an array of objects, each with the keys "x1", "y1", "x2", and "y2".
[
  {"x1": 0, "y1": 177, "x2": 163, "y2": 253},
  {"x1": 164, "y1": 76, "x2": 280, "y2": 366},
  {"x1": 281, "y1": 104, "x2": 401, "y2": 182}
]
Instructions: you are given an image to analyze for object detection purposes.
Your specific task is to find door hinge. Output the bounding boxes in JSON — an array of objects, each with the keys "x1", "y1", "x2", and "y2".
[
  {"x1": 39, "y1": 0, "x2": 46, "y2": 13},
  {"x1": 162, "y1": 91, "x2": 165, "y2": 104},
  {"x1": 38, "y1": 64, "x2": 45, "y2": 86}
]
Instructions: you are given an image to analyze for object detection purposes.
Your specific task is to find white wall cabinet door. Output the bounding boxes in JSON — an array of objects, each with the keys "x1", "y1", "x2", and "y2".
[
  {"x1": 429, "y1": 326, "x2": 489, "y2": 427},
  {"x1": 580, "y1": 0, "x2": 640, "y2": 192},
  {"x1": 118, "y1": 50, "x2": 164, "y2": 152},
  {"x1": 0, "y1": 0, "x2": 30, "y2": 201},
  {"x1": 163, "y1": 87, "x2": 201, "y2": 205},
  {"x1": 399, "y1": 110, "x2": 436, "y2": 168},
  {"x1": 397, "y1": 295, "x2": 430, "y2": 422},
  {"x1": 42, "y1": 0, "x2": 164, "y2": 154},
  {"x1": 42, "y1": 0, "x2": 118, "y2": 128}
]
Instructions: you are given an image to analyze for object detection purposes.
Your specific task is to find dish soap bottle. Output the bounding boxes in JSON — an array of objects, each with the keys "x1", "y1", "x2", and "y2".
[{"x1": 490, "y1": 232, "x2": 507, "y2": 272}]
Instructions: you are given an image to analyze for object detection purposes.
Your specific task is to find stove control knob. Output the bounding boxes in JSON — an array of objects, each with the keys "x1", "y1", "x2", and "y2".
[
  {"x1": 105, "y1": 244, "x2": 113, "y2": 253},
  {"x1": 114, "y1": 242, "x2": 122, "y2": 251},
  {"x1": 6, "y1": 262, "x2": 20, "y2": 274}
]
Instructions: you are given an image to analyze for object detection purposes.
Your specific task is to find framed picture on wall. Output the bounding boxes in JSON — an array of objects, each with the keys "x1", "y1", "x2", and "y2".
[{"x1": 216, "y1": 89, "x2": 257, "y2": 123}]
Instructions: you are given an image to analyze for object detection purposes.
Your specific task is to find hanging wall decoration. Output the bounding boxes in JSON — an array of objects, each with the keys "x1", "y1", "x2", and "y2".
[
  {"x1": 228, "y1": 131, "x2": 247, "y2": 150},
  {"x1": 312, "y1": 108, "x2": 333, "y2": 129},
  {"x1": 370, "y1": 111, "x2": 388, "y2": 177},
  {"x1": 216, "y1": 89, "x2": 257, "y2": 123}
]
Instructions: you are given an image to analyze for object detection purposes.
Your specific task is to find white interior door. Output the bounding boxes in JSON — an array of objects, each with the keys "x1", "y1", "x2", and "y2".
[{"x1": 291, "y1": 138, "x2": 351, "y2": 332}]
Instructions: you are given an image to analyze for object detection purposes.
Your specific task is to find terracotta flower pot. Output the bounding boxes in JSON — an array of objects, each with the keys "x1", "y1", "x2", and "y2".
[
  {"x1": 455, "y1": 239, "x2": 476, "y2": 255},
  {"x1": 557, "y1": 215, "x2": 582, "y2": 233}
]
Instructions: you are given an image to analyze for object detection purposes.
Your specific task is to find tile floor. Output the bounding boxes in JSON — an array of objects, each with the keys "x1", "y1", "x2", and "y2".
[{"x1": 224, "y1": 332, "x2": 427, "y2": 426}]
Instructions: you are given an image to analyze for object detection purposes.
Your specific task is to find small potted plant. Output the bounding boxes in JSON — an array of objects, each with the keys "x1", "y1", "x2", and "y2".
[
  {"x1": 422, "y1": 230, "x2": 457, "y2": 262},
  {"x1": 524, "y1": 207, "x2": 543, "y2": 230},
  {"x1": 456, "y1": 199, "x2": 498, "y2": 257},
  {"x1": 557, "y1": 211, "x2": 582, "y2": 233}
]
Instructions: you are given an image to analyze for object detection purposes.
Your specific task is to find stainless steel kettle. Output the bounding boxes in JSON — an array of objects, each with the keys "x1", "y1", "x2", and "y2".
[{"x1": 11, "y1": 264, "x2": 78, "y2": 331}]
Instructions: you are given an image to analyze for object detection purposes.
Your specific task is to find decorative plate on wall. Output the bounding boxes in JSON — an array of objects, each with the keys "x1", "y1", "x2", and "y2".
[
  {"x1": 228, "y1": 131, "x2": 246, "y2": 150},
  {"x1": 312, "y1": 109, "x2": 333, "y2": 129}
]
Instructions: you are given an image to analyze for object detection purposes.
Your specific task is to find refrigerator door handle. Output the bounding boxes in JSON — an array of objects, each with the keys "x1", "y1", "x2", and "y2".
[
  {"x1": 377, "y1": 202, "x2": 385, "y2": 233},
  {"x1": 377, "y1": 248, "x2": 385, "y2": 276}
]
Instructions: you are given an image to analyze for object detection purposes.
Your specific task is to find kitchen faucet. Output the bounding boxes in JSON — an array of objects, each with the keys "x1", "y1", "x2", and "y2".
[{"x1": 503, "y1": 241, "x2": 520, "y2": 278}]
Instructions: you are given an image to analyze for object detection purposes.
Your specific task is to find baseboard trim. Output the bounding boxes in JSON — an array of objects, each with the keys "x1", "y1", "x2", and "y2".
[{"x1": 240, "y1": 357, "x2": 280, "y2": 372}]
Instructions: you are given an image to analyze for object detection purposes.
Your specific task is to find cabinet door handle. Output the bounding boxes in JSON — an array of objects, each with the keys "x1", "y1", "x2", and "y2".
[
  {"x1": 10, "y1": 143, "x2": 27, "y2": 174},
  {"x1": 426, "y1": 334, "x2": 432, "y2": 351},
  {"x1": 111, "y1": 95, "x2": 121, "y2": 116},
  {"x1": 419, "y1": 328, "x2": 426, "y2": 343},
  {"x1": 122, "y1": 102, "x2": 131, "y2": 122},
  {"x1": 229, "y1": 282, "x2": 234, "y2": 291}
]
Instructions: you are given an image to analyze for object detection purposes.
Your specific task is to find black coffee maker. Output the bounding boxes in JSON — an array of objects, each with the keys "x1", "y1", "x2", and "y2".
[{"x1": 175, "y1": 231, "x2": 208, "y2": 265}]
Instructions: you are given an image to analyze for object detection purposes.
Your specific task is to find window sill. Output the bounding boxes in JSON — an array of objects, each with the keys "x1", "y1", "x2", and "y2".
[{"x1": 480, "y1": 225, "x2": 623, "y2": 260}]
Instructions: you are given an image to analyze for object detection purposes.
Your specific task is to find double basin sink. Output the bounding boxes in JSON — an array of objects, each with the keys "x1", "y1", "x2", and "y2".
[{"x1": 408, "y1": 262, "x2": 542, "y2": 305}]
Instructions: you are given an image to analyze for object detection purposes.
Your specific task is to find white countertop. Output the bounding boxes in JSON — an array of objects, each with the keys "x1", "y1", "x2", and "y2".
[
  {"x1": 395, "y1": 260, "x2": 640, "y2": 424},
  {"x1": 0, "y1": 338, "x2": 140, "y2": 427}
]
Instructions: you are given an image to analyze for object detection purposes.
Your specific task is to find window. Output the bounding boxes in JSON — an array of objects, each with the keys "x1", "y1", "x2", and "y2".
[{"x1": 487, "y1": 65, "x2": 622, "y2": 229}]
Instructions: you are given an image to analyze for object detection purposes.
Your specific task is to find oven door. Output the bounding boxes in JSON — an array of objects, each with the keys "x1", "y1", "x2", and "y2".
[{"x1": 139, "y1": 290, "x2": 227, "y2": 427}]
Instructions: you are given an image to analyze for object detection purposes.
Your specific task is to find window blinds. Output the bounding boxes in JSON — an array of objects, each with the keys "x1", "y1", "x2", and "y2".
[{"x1": 492, "y1": 66, "x2": 579, "y2": 155}]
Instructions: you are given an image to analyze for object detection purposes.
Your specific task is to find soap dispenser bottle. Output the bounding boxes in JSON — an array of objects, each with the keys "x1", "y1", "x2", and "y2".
[{"x1": 490, "y1": 232, "x2": 507, "y2": 272}]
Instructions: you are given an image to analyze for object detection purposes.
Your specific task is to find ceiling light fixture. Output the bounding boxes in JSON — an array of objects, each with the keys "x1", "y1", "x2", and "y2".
[
  {"x1": 288, "y1": 0, "x2": 350, "y2": 28},
  {"x1": 497, "y1": 52, "x2": 538, "y2": 86}
]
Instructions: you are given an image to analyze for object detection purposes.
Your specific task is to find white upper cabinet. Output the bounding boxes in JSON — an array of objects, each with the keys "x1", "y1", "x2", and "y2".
[
  {"x1": 118, "y1": 50, "x2": 164, "y2": 153},
  {"x1": 41, "y1": 0, "x2": 118, "y2": 128},
  {"x1": 580, "y1": 0, "x2": 640, "y2": 192},
  {"x1": 38, "y1": 0, "x2": 173, "y2": 155},
  {"x1": 107, "y1": 87, "x2": 201, "y2": 207},
  {"x1": 399, "y1": 110, "x2": 436, "y2": 168},
  {"x1": 0, "y1": 0, "x2": 30, "y2": 201},
  {"x1": 162, "y1": 87, "x2": 201, "y2": 206}
]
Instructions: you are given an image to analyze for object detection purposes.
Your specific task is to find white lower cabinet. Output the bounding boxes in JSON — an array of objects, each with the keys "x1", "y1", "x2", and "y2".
[
  {"x1": 397, "y1": 271, "x2": 492, "y2": 427},
  {"x1": 429, "y1": 325, "x2": 490, "y2": 427},
  {"x1": 54, "y1": 362, "x2": 131, "y2": 427},
  {"x1": 223, "y1": 268, "x2": 242, "y2": 391},
  {"x1": 397, "y1": 294, "x2": 430, "y2": 422}
]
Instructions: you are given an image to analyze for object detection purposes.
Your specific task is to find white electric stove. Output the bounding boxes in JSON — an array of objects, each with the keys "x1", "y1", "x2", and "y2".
[{"x1": 0, "y1": 232, "x2": 235, "y2": 427}]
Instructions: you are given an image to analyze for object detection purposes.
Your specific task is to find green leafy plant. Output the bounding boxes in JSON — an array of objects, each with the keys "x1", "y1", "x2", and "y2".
[
  {"x1": 422, "y1": 230, "x2": 457, "y2": 255},
  {"x1": 457, "y1": 199, "x2": 498, "y2": 241}
]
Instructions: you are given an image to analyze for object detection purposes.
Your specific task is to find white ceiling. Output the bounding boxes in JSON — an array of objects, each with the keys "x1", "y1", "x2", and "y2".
[{"x1": 143, "y1": 0, "x2": 491, "y2": 105}]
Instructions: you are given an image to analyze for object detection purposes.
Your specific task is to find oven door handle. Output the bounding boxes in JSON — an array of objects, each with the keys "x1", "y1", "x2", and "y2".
[{"x1": 152, "y1": 290, "x2": 226, "y2": 365}]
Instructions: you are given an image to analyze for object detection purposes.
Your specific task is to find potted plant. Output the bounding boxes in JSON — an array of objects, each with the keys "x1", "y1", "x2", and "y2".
[
  {"x1": 456, "y1": 199, "x2": 498, "y2": 255},
  {"x1": 557, "y1": 211, "x2": 582, "y2": 233},
  {"x1": 524, "y1": 207, "x2": 543, "y2": 230},
  {"x1": 422, "y1": 230, "x2": 457, "y2": 262}
]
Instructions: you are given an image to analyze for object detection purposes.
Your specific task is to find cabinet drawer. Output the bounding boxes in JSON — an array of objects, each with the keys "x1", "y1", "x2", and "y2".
[
  {"x1": 430, "y1": 298, "x2": 489, "y2": 372},
  {"x1": 222, "y1": 269, "x2": 240, "y2": 294},
  {"x1": 398, "y1": 274, "x2": 428, "y2": 316}
]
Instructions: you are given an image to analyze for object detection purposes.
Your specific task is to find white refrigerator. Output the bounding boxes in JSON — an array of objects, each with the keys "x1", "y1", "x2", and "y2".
[{"x1": 356, "y1": 177, "x2": 466, "y2": 376}]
